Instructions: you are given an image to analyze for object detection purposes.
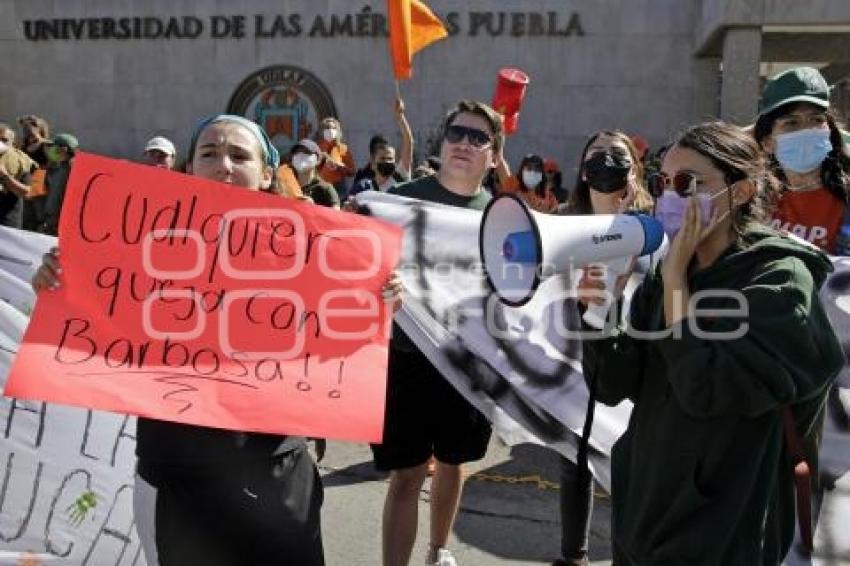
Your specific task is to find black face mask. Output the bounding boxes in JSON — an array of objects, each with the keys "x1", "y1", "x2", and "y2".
[
  {"x1": 583, "y1": 148, "x2": 632, "y2": 193},
  {"x1": 376, "y1": 161, "x2": 396, "y2": 177}
]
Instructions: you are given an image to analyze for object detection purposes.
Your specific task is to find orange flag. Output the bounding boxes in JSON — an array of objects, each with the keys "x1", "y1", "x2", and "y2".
[{"x1": 387, "y1": 0, "x2": 448, "y2": 80}]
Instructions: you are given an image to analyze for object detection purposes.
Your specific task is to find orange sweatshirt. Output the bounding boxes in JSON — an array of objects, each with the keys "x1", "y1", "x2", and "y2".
[
  {"x1": 318, "y1": 140, "x2": 356, "y2": 186},
  {"x1": 275, "y1": 164, "x2": 305, "y2": 199}
]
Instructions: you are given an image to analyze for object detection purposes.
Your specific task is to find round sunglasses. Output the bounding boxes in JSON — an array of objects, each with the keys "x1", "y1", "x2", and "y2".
[{"x1": 647, "y1": 171, "x2": 699, "y2": 198}]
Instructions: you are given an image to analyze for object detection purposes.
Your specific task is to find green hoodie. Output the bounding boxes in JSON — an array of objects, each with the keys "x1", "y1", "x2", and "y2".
[{"x1": 583, "y1": 226, "x2": 843, "y2": 565}]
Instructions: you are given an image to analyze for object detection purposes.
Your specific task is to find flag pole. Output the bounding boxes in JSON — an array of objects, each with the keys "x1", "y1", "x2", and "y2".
[{"x1": 394, "y1": 79, "x2": 402, "y2": 101}]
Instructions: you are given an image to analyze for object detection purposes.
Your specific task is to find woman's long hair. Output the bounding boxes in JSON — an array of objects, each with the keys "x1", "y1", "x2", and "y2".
[
  {"x1": 677, "y1": 121, "x2": 781, "y2": 236},
  {"x1": 567, "y1": 130, "x2": 653, "y2": 215},
  {"x1": 318, "y1": 117, "x2": 345, "y2": 145}
]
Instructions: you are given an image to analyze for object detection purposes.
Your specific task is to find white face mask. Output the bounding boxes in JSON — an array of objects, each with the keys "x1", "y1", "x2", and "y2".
[
  {"x1": 322, "y1": 128, "x2": 338, "y2": 142},
  {"x1": 292, "y1": 153, "x2": 318, "y2": 173},
  {"x1": 522, "y1": 170, "x2": 543, "y2": 188},
  {"x1": 0, "y1": 141, "x2": 9, "y2": 155}
]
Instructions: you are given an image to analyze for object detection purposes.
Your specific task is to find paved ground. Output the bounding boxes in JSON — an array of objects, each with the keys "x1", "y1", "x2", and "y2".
[
  {"x1": 319, "y1": 438, "x2": 613, "y2": 566},
  {"x1": 315, "y1": 389, "x2": 850, "y2": 565}
]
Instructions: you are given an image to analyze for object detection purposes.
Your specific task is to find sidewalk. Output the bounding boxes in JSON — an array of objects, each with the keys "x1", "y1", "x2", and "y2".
[{"x1": 320, "y1": 439, "x2": 613, "y2": 566}]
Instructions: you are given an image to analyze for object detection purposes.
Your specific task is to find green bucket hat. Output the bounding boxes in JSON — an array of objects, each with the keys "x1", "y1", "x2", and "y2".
[{"x1": 758, "y1": 66, "x2": 831, "y2": 117}]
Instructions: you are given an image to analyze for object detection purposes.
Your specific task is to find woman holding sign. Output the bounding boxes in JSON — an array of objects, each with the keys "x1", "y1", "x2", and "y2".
[
  {"x1": 32, "y1": 114, "x2": 402, "y2": 566},
  {"x1": 577, "y1": 121, "x2": 842, "y2": 564}
]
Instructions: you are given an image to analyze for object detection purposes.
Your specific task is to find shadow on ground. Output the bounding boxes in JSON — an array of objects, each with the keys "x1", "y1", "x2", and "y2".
[
  {"x1": 453, "y1": 444, "x2": 613, "y2": 563},
  {"x1": 321, "y1": 460, "x2": 389, "y2": 488}
]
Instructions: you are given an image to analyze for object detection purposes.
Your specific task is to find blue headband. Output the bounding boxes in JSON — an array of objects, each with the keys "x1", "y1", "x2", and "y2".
[{"x1": 189, "y1": 114, "x2": 280, "y2": 170}]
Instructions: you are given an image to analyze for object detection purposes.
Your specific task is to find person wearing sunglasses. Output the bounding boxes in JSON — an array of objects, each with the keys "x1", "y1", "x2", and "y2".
[
  {"x1": 373, "y1": 100, "x2": 502, "y2": 566},
  {"x1": 577, "y1": 121, "x2": 842, "y2": 564},
  {"x1": 753, "y1": 66, "x2": 850, "y2": 255}
]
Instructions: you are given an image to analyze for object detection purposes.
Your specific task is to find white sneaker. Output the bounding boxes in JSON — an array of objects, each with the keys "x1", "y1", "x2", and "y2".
[{"x1": 427, "y1": 547, "x2": 458, "y2": 566}]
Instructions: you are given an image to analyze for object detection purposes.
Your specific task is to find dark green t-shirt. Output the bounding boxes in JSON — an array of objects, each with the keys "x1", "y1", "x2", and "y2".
[
  {"x1": 42, "y1": 160, "x2": 72, "y2": 235},
  {"x1": 303, "y1": 177, "x2": 340, "y2": 208},
  {"x1": 388, "y1": 174, "x2": 491, "y2": 211}
]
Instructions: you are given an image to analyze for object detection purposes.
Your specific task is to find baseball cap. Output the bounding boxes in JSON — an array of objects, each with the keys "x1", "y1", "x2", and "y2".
[
  {"x1": 48, "y1": 133, "x2": 79, "y2": 151},
  {"x1": 292, "y1": 139, "x2": 321, "y2": 155},
  {"x1": 144, "y1": 136, "x2": 176, "y2": 156},
  {"x1": 758, "y1": 66, "x2": 831, "y2": 117}
]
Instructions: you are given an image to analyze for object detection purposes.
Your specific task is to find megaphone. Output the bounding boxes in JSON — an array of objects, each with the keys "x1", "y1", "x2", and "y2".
[{"x1": 479, "y1": 194, "x2": 664, "y2": 313}]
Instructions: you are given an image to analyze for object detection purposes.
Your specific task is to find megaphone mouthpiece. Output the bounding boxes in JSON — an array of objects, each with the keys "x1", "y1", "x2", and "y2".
[
  {"x1": 480, "y1": 194, "x2": 664, "y2": 306},
  {"x1": 502, "y1": 231, "x2": 537, "y2": 263}
]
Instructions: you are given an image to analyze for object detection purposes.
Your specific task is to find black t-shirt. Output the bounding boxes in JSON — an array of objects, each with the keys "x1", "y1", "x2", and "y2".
[
  {"x1": 552, "y1": 185, "x2": 569, "y2": 204},
  {"x1": 25, "y1": 145, "x2": 49, "y2": 168},
  {"x1": 349, "y1": 175, "x2": 400, "y2": 197},
  {"x1": 352, "y1": 165, "x2": 374, "y2": 186},
  {"x1": 0, "y1": 163, "x2": 33, "y2": 228},
  {"x1": 0, "y1": 191, "x2": 23, "y2": 227},
  {"x1": 135, "y1": 418, "x2": 303, "y2": 482}
]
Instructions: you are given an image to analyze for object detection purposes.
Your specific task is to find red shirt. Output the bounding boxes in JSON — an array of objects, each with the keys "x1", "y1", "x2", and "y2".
[{"x1": 770, "y1": 187, "x2": 845, "y2": 253}]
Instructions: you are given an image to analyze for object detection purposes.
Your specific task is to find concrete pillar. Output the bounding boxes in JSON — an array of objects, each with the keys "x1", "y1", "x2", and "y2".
[
  {"x1": 693, "y1": 57, "x2": 722, "y2": 121},
  {"x1": 720, "y1": 27, "x2": 762, "y2": 125}
]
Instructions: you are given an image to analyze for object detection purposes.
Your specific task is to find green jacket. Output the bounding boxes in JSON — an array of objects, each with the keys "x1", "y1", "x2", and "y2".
[
  {"x1": 583, "y1": 226, "x2": 843, "y2": 565},
  {"x1": 42, "y1": 159, "x2": 72, "y2": 235}
]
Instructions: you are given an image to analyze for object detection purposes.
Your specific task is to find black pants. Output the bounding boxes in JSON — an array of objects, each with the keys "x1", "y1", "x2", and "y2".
[{"x1": 143, "y1": 446, "x2": 324, "y2": 566}]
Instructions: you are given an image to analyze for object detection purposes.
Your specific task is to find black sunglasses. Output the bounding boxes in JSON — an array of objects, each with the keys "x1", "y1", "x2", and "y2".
[
  {"x1": 647, "y1": 171, "x2": 698, "y2": 198},
  {"x1": 444, "y1": 125, "x2": 493, "y2": 149}
]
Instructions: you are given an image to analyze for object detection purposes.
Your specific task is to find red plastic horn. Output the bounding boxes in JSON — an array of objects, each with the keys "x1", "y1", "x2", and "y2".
[{"x1": 492, "y1": 68, "x2": 530, "y2": 135}]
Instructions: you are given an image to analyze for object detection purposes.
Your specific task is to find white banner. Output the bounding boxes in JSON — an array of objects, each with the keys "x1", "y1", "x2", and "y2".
[{"x1": 0, "y1": 226, "x2": 146, "y2": 565}]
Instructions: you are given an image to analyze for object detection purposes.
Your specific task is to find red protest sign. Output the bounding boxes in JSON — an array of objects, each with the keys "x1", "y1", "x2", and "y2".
[{"x1": 5, "y1": 153, "x2": 402, "y2": 442}]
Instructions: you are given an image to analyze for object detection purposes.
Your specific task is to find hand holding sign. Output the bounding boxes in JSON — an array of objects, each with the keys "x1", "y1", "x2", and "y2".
[{"x1": 6, "y1": 153, "x2": 403, "y2": 442}]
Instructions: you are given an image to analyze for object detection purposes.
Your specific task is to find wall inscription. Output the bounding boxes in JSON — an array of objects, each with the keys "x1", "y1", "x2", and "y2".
[{"x1": 22, "y1": 7, "x2": 585, "y2": 41}]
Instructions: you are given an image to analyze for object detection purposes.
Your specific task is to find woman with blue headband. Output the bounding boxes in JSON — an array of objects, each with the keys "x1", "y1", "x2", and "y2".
[
  {"x1": 135, "y1": 115, "x2": 325, "y2": 566},
  {"x1": 32, "y1": 114, "x2": 404, "y2": 565}
]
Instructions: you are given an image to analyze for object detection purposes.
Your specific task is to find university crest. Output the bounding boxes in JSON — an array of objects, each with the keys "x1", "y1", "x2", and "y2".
[{"x1": 227, "y1": 65, "x2": 338, "y2": 156}]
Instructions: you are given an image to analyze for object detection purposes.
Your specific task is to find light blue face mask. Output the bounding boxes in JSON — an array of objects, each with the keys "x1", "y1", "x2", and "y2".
[{"x1": 774, "y1": 127, "x2": 832, "y2": 174}]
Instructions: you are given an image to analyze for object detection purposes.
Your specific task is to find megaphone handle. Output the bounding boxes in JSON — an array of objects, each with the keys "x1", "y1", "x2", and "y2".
[{"x1": 582, "y1": 268, "x2": 618, "y2": 330}]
